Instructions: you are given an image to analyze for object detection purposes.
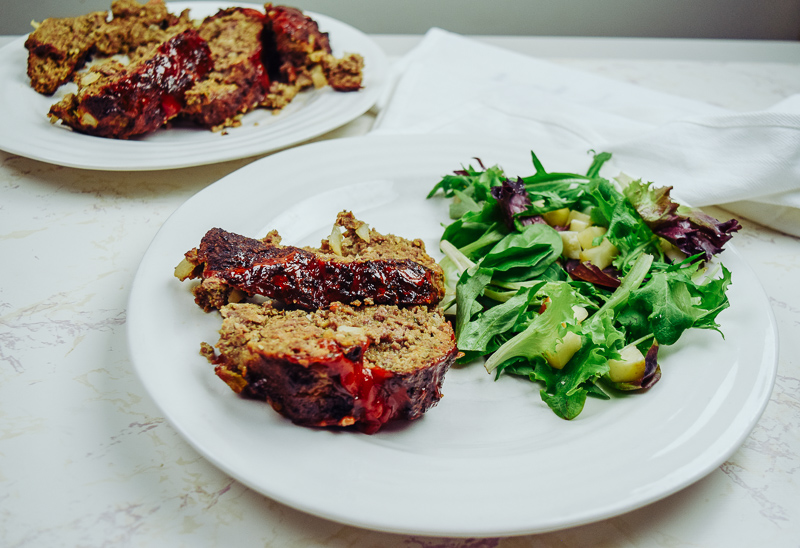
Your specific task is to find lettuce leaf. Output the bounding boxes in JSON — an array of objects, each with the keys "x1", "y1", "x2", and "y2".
[
  {"x1": 620, "y1": 262, "x2": 733, "y2": 345},
  {"x1": 623, "y1": 179, "x2": 741, "y2": 260}
]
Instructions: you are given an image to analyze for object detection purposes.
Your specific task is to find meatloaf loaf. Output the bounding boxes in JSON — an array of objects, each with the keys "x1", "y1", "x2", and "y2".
[
  {"x1": 176, "y1": 211, "x2": 446, "y2": 312},
  {"x1": 205, "y1": 301, "x2": 457, "y2": 433},
  {"x1": 29, "y1": 1, "x2": 364, "y2": 137}
]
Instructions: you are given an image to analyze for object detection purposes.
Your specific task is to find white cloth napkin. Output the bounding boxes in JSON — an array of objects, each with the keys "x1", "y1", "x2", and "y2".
[{"x1": 372, "y1": 28, "x2": 800, "y2": 236}]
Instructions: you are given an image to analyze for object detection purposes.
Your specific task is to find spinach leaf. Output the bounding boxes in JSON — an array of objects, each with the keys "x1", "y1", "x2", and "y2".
[
  {"x1": 457, "y1": 283, "x2": 545, "y2": 354},
  {"x1": 455, "y1": 266, "x2": 493, "y2": 342},
  {"x1": 482, "y1": 224, "x2": 563, "y2": 274}
]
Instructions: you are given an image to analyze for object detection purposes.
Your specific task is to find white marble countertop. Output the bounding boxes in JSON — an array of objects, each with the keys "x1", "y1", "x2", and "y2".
[{"x1": 1, "y1": 33, "x2": 799, "y2": 547}]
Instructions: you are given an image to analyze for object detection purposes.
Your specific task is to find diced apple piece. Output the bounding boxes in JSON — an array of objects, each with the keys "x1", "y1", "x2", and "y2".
[
  {"x1": 577, "y1": 226, "x2": 607, "y2": 249},
  {"x1": 579, "y1": 238, "x2": 619, "y2": 270},
  {"x1": 659, "y1": 238, "x2": 687, "y2": 262},
  {"x1": 174, "y1": 257, "x2": 196, "y2": 280},
  {"x1": 607, "y1": 345, "x2": 647, "y2": 383},
  {"x1": 568, "y1": 209, "x2": 592, "y2": 232},
  {"x1": 545, "y1": 331, "x2": 582, "y2": 370},
  {"x1": 572, "y1": 305, "x2": 589, "y2": 323},
  {"x1": 569, "y1": 219, "x2": 589, "y2": 232},
  {"x1": 568, "y1": 209, "x2": 591, "y2": 224},
  {"x1": 560, "y1": 231, "x2": 581, "y2": 259},
  {"x1": 543, "y1": 207, "x2": 570, "y2": 227}
]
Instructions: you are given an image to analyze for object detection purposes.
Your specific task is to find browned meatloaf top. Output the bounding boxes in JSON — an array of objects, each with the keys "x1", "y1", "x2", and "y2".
[
  {"x1": 181, "y1": 7, "x2": 271, "y2": 129},
  {"x1": 177, "y1": 211, "x2": 446, "y2": 312}
]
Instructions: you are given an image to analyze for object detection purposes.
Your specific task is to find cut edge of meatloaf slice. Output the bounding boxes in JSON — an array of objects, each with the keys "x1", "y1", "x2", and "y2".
[
  {"x1": 259, "y1": 3, "x2": 364, "y2": 109},
  {"x1": 204, "y1": 301, "x2": 457, "y2": 434},
  {"x1": 25, "y1": 10, "x2": 108, "y2": 95},
  {"x1": 47, "y1": 29, "x2": 214, "y2": 139},
  {"x1": 25, "y1": 0, "x2": 189, "y2": 95},
  {"x1": 180, "y1": 8, "x2": 271, "y2": 131},
  {"x1": 175, "y1": 211, "x2": 446, "y2": 312}
]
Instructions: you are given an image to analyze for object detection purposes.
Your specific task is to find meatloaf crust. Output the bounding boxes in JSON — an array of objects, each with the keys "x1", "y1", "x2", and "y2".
[
  {"x1": 260, "y1": 4, "x2": 363, "y2": 107},
  {"x1": 177, "y1": 212, "x2": 446, "y2": 312},
  {"x1": 25, "y1": 10, "x2": 108, "y2": 95},
  {"x1": 205, "y1": 302, "x2": 457, "y2": 433}
]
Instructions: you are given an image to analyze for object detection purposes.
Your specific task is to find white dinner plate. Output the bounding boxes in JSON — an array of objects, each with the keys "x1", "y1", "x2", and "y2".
[
  {"x1": 0, "y1": 2, "x2": 387, "y2": 171},
  {"x1": 127, "y1": 135, "x2": 778, "y2": 537}
]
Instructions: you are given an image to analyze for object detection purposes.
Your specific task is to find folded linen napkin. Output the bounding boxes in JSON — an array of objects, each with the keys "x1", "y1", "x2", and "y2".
[{"x1": 372, "y1": 28, "x2": 800, "y2": 237}]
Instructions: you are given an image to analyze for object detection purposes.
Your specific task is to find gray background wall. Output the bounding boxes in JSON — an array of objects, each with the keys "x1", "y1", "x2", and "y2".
[{"x1": 2, "y1": 0, "x2": 799, "y2": 39}]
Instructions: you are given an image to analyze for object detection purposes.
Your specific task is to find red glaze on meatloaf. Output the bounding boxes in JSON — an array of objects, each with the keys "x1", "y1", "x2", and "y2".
[
  {"x1": 262, "y1": 4, "x2": 331, "y2": 85},
  {"x1": 25, "y1": 0, "x2": 188, "y2": 95},
  {"x1": 29, "y1": 1, "x2": 364, "y2": 136},
  {"x1": 176, "y1": 212, "x2": 446, "y2": 312},
  {"x1": 205, "y1": 302, "x2": 457, "y2": 433},
  {"x1": 48, "y1": 29, "x2": 213, "y2": 139}
]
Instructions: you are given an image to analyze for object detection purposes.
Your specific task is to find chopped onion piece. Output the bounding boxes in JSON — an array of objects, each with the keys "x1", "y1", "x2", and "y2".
[
  {"x1": 355, "y1": 222, "x2": 371, "y2": 242},
  {"x1": 328, "y1": 225, "x2": 343, "y2": 256}
]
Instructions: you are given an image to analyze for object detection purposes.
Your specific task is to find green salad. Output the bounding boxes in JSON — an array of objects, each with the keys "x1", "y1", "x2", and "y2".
[{"x1": 427, "y1": 150, "x2": 741, "y2": 419}]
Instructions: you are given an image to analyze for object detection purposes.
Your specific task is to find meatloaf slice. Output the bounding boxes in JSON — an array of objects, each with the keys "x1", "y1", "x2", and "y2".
[
  {"x1": 321, "y1": 53, "x2": 365, "y2": 92},
  {"x1": 176, "y1": 212, "x2": 446, "y2": 312},
  {"x1": 25, "y1": 10, "x2": 108, "y2": 95},
  {"x1": 47, "y1": 29, "x2": 213, "y2": 139},
  {"x1": 25, "y1": 0, "x2": 189, "y2": 95},
  {"x1": 180, "y1": 7, "x2": 271, "y2": 130},
  {"x1": 205, "y1": 302, "x2": 457, "y2": 433}
]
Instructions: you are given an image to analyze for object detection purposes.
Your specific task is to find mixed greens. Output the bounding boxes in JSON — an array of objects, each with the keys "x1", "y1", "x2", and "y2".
[{"x1": 427, "y1": 150, "x2": 741, "y2": 419}]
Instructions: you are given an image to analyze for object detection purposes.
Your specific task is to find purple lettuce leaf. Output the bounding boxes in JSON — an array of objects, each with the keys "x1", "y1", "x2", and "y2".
[
  {"x1": 490, "y1": 177, "x2": 546, "y2": 230},
  {"x1": 564, "y1": 260, "x2": 621, "y2": 288},
  {"x1": 623, "y1": 180, "x2": 741, "y2": 260}
]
